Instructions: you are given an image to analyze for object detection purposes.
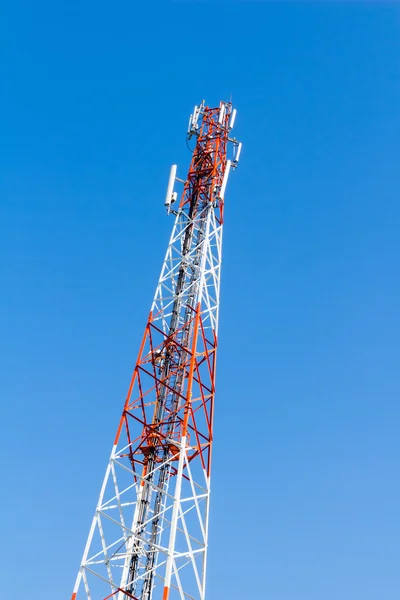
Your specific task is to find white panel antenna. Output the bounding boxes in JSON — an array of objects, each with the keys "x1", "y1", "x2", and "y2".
[
  {"x1": 219, "y1": 160, "x2": 231, "y2": 199},
  {"x1": 165, "y1": 164, "x2": 177, "y2": 212},
  {"x1": 234, "y1": 142, "x2": 242, "y2": 164},
  {"x1": 218, "y1": 103, "x2": 226, "y2": 125},
  {"x1": 229, "y1": 108, "x2": 237, "y2": 130}
]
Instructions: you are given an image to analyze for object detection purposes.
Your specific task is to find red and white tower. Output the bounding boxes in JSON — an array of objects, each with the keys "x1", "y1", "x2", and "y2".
[{"x1": 71, "y1": 100, "x2": 241, "y2": 600}]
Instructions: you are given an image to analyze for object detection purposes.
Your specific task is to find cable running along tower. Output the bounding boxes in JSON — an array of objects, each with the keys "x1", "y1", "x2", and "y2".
[{"x1": 71, "y1": 100, "x2": 242, "y2": 600}]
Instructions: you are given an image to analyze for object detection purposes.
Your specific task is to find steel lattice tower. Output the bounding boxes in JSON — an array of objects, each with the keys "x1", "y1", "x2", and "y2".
[{"x1": 71, "y1": 100, "x2": 242, "y2": 600}]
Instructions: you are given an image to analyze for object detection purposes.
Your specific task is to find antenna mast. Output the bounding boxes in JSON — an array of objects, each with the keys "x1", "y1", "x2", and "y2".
[{"x1": 71, "y1": 99, "x2": 241, "y2": 600}]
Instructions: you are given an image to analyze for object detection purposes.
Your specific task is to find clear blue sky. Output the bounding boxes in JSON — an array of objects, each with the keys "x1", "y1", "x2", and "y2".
[{"x1": 1, "y1": 2, "x2": 400, "y2": 598}]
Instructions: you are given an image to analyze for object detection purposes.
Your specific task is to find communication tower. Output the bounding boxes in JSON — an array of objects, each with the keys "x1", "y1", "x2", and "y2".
[{"x1": 71, "y1": 99, "x2": 242, "y2": 600}]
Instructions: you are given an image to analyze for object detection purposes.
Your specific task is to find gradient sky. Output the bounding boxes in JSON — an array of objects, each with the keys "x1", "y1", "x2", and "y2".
[{"x1": 1, "y1": 2, "x2": 400, "y2": 599}]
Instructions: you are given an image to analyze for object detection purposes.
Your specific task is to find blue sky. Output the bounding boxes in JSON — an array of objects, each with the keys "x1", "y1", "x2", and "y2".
[{"x1": 1, "y1": 2, "x2": 400, "y2": 599}]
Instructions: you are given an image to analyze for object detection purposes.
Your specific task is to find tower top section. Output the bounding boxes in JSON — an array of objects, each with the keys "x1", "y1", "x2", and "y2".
[
  {"x1": 187, "y1": 99, "x2": 242, "y2": 166},
  {"x1": 165, "y1": 99, "x2": 242, "y2": 222}
]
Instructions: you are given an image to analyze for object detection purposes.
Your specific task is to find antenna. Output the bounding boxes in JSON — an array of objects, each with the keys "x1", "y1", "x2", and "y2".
[
  {"x1": 218, "y1": 103, "x2": 226, "y2": 125},
  {"x1": 219, "y1": 160, "x2": 232, "y2": 199},
  {"x1": 233, "y1": 142, "x2": 242, "y2": 166},
  {"x1": 229, "y1": 108, "x2": 237, "y2": 130},
  {"x1": 165, "y1": 164, "x2": 177, "y2": 213}
]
